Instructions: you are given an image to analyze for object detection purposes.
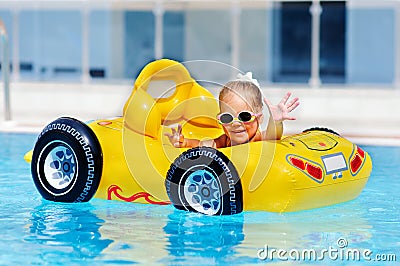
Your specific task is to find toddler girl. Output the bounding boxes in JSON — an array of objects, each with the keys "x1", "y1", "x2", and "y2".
[{"x1": 165, "y1": 72, "x2": 299, "y2": 148}]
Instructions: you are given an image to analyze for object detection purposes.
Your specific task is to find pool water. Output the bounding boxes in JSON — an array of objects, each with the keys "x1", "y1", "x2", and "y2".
[{"x1": 0, "y1": 133, "x2": 399, "y2": 265}]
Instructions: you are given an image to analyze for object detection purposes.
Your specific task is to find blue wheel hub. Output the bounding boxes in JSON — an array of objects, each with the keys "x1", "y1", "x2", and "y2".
[
  {"x1": 184, "y1": 169, "x2": 221, "y2": 215},
  {"x1": 44, "y1": 144, "x2": 77, "y2": 190}
]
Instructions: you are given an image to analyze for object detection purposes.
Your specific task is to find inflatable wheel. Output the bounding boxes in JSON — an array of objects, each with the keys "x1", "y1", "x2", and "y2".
[
  {"x1": 165, "y1": 147, "x2": 243, "y2": 215},
  {"x1": 303, "y1": 127, "x2": 340, "y2": 136},
  {"x1": 31, "y1": 117, "x2": 103, "y2": 202}
]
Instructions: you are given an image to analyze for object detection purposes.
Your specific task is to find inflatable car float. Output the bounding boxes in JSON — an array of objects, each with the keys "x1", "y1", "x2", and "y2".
[{"x1": 24, "y1": 59, "x2": 372, "y2": 215}]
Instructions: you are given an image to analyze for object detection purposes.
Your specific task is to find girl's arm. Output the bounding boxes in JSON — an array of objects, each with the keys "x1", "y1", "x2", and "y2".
[
  {"x1": 264, "y1": 118, "x2": 283, "y2": 140},
  {"x1": 164, "y1": 124, "x2": 200, "y2": 148},
  {"x1": 262, "y1": 92, "x2": 299, "y2": 140},
  {"x1": 164, "y1": 124, "x2": 220, "y2": 148}
]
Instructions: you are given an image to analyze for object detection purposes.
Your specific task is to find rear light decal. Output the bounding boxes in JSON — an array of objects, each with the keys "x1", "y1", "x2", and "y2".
[
  {"x1": 351, "y1": 155, "x2": 362, "y2": 173},
  {"x1": 306, "y1": 163, "x2": 323, "y2": 181},
  {"x1": 357, "y1": 146, "x2": 365, "y2": 158},
  {"x1": 289, "y1": 156, "x2": 305, "y2": 170},
  {"x1": 287, "y1": 155, "x2": 325, "y2": 183},
  {"x1": 349, "y1": 145, "x2": 366, "y2": 176}
]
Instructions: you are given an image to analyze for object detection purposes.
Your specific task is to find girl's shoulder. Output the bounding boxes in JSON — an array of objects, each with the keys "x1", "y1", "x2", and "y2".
[
  {"x1": 214, "y1": 134, "x2": 228, "y2": 148},
  {"x1": 251, "y1": 130, "x2": 263, "y2": 142}
]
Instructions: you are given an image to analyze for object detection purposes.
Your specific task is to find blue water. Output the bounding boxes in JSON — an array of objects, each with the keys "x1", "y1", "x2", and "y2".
[{"x1": 0, "y1": 133, "x2": 399, "y2": 265}]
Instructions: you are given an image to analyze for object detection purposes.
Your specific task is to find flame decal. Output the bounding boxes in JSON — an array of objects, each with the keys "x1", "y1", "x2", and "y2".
[{"x1": 107, "y1": 185, "x2": 170, "y2": 205}]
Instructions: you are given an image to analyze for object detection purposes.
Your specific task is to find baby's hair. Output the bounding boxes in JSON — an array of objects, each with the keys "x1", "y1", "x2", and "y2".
[{"x1": 219, "y1": 80, "x2": 263, "y2": 112}]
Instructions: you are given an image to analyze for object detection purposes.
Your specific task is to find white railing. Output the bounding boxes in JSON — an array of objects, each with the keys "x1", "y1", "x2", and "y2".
[
  {"x1": 309, "y1": 0, "x2": 321, "y2": 87},
  {"x1": 0, "y1": 18, "x2": 11, "y2": 121}
]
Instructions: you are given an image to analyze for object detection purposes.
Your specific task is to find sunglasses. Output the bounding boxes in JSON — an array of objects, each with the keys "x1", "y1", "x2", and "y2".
[{"x1": 217, "y1": 111, "x2": 261, "y2": 125}]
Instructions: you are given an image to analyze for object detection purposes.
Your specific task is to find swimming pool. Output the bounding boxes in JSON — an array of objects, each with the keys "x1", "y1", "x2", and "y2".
[{"x1": 0, "y1": 133, "x2": 398, "y2": 265}]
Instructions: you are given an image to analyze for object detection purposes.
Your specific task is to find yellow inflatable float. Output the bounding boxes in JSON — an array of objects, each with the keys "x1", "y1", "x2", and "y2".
[{"x1": 25, "y1": 59, "x2": 372, "y2": 215}]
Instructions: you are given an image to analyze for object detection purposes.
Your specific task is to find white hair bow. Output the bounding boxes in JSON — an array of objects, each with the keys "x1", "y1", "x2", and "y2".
[{"x1": 236, "y1": 72, "x2": 260, "y2": 89}]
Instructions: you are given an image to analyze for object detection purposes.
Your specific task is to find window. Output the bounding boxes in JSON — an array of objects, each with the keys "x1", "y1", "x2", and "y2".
[{"x1": 272, "y1": 1, "x2": 345, "y2": 84}]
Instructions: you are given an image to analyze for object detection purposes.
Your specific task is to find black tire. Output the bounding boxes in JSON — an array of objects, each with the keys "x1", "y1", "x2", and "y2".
[
  {"x1": 165, "y1": 147, "x2": 243, "y2": 215},
  {"x1": 31, "y1": 117, "x2": 103, "y2": 202},
  {"x1": 303, "y1": 127, "x2": 340, "y2": 136}
]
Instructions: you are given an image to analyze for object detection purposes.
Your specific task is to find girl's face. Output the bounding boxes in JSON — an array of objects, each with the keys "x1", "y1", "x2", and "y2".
[{"x1": 219, "y1": 92, "x2": 261, "y2": 146}]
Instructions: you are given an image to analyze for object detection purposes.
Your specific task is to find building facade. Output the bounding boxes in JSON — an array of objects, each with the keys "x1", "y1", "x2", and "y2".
[{"x1": 0, "y1": 0, "x2": 398, "y2": 87}]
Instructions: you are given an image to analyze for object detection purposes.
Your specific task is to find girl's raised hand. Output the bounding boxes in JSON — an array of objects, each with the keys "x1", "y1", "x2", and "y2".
[
  {"x1": 264, "y1": 92, "x2": 300, "y2": 123},
  {"x1": 164, "y1": 124, "x2": 185, "y2": 147}
]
